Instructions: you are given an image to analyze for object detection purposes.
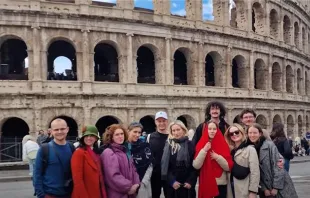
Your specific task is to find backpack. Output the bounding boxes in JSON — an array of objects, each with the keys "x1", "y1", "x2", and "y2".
[{"x1": 41, "y1": 142, "x2": 75, "y2": 173}]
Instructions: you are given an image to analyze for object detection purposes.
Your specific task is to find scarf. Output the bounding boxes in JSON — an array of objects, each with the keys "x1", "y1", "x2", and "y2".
[
  {"x1": 161, "y1": 136, "x2": 190, "y2": 181},
  {"x1": 86, "y1": 146, "x2": 107, "y2": 198},
  {"x1": 195, "y1": 125, "x2": 233, "y2": 198}
]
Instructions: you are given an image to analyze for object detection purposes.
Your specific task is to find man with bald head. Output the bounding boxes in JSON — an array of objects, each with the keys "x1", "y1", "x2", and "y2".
[{"x1": 34, "y1": 118, "x2": 75, "y2": 198}]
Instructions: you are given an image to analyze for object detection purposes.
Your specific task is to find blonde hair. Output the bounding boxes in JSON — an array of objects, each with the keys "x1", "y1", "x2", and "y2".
[
  {"x1": 224, "y1": 123, "x2": 246, "y2": 149},
  {"x1": 167, "y1": 120, "x2": 189, "y2": 154}
]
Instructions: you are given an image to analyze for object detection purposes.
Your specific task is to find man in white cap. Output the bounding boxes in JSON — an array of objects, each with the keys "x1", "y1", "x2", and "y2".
[{"x1": 148, "y1": 111, "x2": 169, "y2": 198}]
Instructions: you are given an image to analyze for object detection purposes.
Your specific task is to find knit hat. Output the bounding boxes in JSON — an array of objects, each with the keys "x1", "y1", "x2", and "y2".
[{"x1": 81, "y1": 125, "x2": 100, "y2": 139}]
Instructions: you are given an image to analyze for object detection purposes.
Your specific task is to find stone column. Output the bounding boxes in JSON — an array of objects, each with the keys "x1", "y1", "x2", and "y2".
[
  {"x1": 165, "y1": 37, "x2": 172, "y2": 85},
  {"x1": 153, "y1": 0, "x2": 170, "y2": 15},
  {"x1": 84, "y1": 108, "x2": 91, "y2": 127},
  {"x1": 283, "y1": 110, "x2": 288, "y2": 136},
  {"x1": 226, "y1": 46, "x2": 232, "y2": 87},
  {"x1": 303, "y1": 110, "x2": 307, "y2": 136},
  {"x1": 227, "y1": 108, "x2": 233, "y2": 124},
  {"x1": 290, "y1": 26, "x2": 294, "y2": 46},
  {"x1": 268, "y1": 54, "x2": 273, "y2": 91},
  {"x1": 128, "y1": 108, "x2": 135, "y2": 123},
  {"x1": 31, "y1": 26, "x2": 41, "y2": 80},
  {"x1": 117, "y1": 0, "x2": 134, "y2": 9},
  {"x1": 279, "y1": 8, "x2": 284, "y2": 42},
  {"x1": 198, "y1": 42, "x2": 205, "y2": 86},
  {"x1": 293, "y1": 62, "x2": 298, "y2": 95},
  {"x1": 27, "y1": 49, "x2": 34, "y2": 81},
  {"x1": 294, "y1": 111, "x2": 298, "y2": 137},
  {"x1": 265, "y1": 1, "x2": 270, "y2": 37},
  {"x1": 247, "y1": 0, "x2": 252, "y2": 33},
  {"x1": 223, "y1": 0, "x2": 230, "y2": 27},
  {"x1": 126, "y1": 33, "x2": 135, "y2": 83},
  {"x1": 298, "y1": 21, "x2": 303, "y2": 50},
  {"x1": 186, "y1": 0, "x2": 202, "y2": 21},
  {"x1": 249, "y1": 50, "x2": 254, "y2": 89},
  {"x1": 76, "y1": 51, "x2": 83, "y2": 81},
  {"x1": 81, "y1": 29, "x2": 90, "y2": 82},
  {"x1": 41, "y1": 50, "x2": 48, "y2": 80},
  {"x1": 301, "y1": 64, "x2": 305, "y2": 96},
  {"x1": 34, "y1": 109, "x2": 42, "y2": 131}
]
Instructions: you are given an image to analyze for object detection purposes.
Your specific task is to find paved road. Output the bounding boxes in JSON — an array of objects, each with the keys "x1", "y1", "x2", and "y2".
[{"x1": 0, "y1": 161, "x2": 309, "y2": 198}]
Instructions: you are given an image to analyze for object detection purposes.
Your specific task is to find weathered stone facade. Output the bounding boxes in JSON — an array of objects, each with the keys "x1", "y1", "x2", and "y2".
[{"x1": 0, "y1": 0, "x2": 310, "y2": 138}]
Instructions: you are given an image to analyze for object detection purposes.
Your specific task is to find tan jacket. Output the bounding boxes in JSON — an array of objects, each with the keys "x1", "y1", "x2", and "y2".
[
  {"x1": 193, "y1": 149, "x2": 229, "y2": 185},
  {"x1": 232, "y1": 145, "x2": 260, "y2": 198}
]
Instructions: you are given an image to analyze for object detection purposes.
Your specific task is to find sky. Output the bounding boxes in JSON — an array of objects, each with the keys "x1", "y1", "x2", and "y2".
[{"x1": 33, "y1": 0, "x2": 226, "y2": 74}]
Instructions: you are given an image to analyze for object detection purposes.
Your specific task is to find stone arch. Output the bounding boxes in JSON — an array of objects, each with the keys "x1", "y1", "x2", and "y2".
[
  {"x1": 283, "y1": 15, "x2": 291, "y2": 44},
  {"x1": 0, "y1": 36, "x2": 28, "y2": 80},
  {"x1": 177, "y1": 114, "x2": 196, "y2": 130},
  {"x1": 297, "y1": 68, "x2": 302, "y2": 95},
  {"x1": 302, "y1": 27, "x2": 306, "y2": 52},
  {"x1": 47, "y1": 39, "x2": 77, "y2": 81},
  {"x1": 173, "y1": 47, "x2": 191, "y2": 85},
  {"x1": 232, "y1": 55, "x2": 248, "y2": 88},
  {"x1": 306, "y1": 71, "x2": 309, "y2": 95},
  {"x1": 287, "y1": 115, "x2": 294, "y2": 137},
  {"x1": 49, "y1": 115, "x2": 78, "y2": 139},
  {"x1": 94, "y1": 42, "x2": 119, "y2": 82},
  {"x1": 256, "y1": 114, "x2": 267, "y2": 129},
  {"x1": 272, "y1": 114, "x2": 282, "y2": 124},
  {"x1": 136, "y1": 44, "x2": 158, "y2": 84},
  {"x1": 205, "y1": 51, "x2": 224, "y2": 87},
  {"x1": 1, "y1": 117, "x2": 30, "y2": 138},
  {"x1": 298, "y1": 115, "x2": 303, "y2": 137},
  {"x1": 95, "y1": 115, "x2": 121, "y2": 137},
  {"x1": 269, "y1": 9, "x2": 279, "y2": 38},
  {"x1": 140, "y1": 115, "x2": 156, "y2": 134},
  {"x1": 252, "y1": 2, "x2": 265, "y2": 34},
  {"x1": 272, "y1": 62, "x2": 282, "y2": 91},
  {"x1": 294, "y1": 22, "x2": 300, "y2": 48},
  {"x1": 254, "y1": 59, "x2": 267, "y2": 90},
  {"x1": 306, "y1": 115, "x2": 309, "y2": 130},
  {"x1": 286, "y1": 65, "x2": 294, "y2": 93}
]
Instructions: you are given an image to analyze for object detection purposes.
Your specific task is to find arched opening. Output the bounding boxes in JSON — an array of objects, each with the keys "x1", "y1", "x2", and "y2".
[
  {"x1": 0, "y1": 117, "x2": 29, "y2": 162},
  {"x1": 287, "y1": 115, "x2": 294, "y2": 137},
  {"x1": 283, "y1": 15, "x2": 291, "y2": 44},
  {"x1": 94, "y1": 43, "x2": 119, "y2": 82},
  {"x1": 256, "y1": 115, "x2": 267, "y2": 129},
  {"x1": 294, "y1": 22, "x2": 300, "y2": 48},
  {"x1": 298, "y1": 115, "x2": 302, "y2": 137},
  {"x1": 230, "y1": 1, "x2": 237, "y2": 28},
  {"x1": 252, "y1": 2, "x2": 264, "y2": 34},
  {"x1": 137, "y1": 46, "x2": 155, "y2": 84},
  {"x1": 254, "y1": 59, "x2": 266, "y2": 90},
  {"x1": 273, "y1": 114, "x2": 282, "y2": 124},
  {"x1": 0, "y1": 39, "x2": 28, "y2": 80},
  {"x1": 95, "y1": 116, "x2": 120, "y2": 137},
  {"x1": 233, "y1": 115, "x2": 240, "y2": 124},
  {"x1": 170, "y1": 1, "x2": 186, "y2": 16},
  {"x1": 297, "y1": 68, "x2": 302, "y2": 95},
  {"x1": 140, "y1": 115, "x2": 156, "y2": 134},
  {"x1": 286, "y1": 65, "x2": 294, "y2": 93},
  {"x1": 270, "y1": 9, "x2": 279, "y2": 38},
  {"x1": 174, "y1": 49, "x2": 187, "y2": 85},
  {"x1": 305, "y1": 71, "x2": 309, "y2": 95},
  {"x1": 232, "y1": 55, "x2": 248, "y2": 88},
  {"x1": 205, "y1": 54, "x2": 215, "y2": 86},
  {"x1": 1, "y1": 117, "x2": 29, "y2": 138},
  {"x1": 205, "y1": 51, "x2": 224, "y2": 87},
  {"x1": 177, "y1": 115, "x2": 196, "y2": 130},
  {"x1": 272, "y1": 62, "x2": 282, "y2": 91},
  {"x1": 49, "y1": 116, "x2": 78, "y2": 140},
  {"x1": 47, "y1": 40, "x2": 77, "y2": 81},
  {"x1": 302, "y1": 27, "x2": 306, "y2": 52}
]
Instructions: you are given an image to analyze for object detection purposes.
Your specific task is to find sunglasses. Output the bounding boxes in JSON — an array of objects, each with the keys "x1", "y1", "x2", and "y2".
[{"x1": 229, "y1": 131, "x2": 240, "y2": 137}]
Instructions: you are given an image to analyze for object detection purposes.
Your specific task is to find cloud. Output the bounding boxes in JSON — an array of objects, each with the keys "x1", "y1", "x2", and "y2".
[
  {"x1": 172, "y1": 3, "x2": 178, "y2": 8},
  {"x1": 172, "y1": 8, "x2": 186, "y2": 16},
  {"x1": 203, "y1": 2, "x2": 214, "y2": 20}
]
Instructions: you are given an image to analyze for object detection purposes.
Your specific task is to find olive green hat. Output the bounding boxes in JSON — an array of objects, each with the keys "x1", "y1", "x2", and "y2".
[{"x1": 81, "y1": 125, "x2": 100, "y2": 139}]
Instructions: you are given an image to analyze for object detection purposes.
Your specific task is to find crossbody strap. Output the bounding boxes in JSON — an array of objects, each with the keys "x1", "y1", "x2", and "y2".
[{"x1": 51, "y1": 143, "x2": 71, "y2": 178}]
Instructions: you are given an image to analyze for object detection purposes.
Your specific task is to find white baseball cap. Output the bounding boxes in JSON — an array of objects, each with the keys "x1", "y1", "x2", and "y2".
[{"x1": 155, "y1": 111, "x2": 168, "y2": 120}]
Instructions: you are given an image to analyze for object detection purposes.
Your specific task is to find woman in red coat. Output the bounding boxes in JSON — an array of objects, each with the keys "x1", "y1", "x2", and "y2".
[{"x1": 71, "y1": 125, "x2": 107, "y2": 198}]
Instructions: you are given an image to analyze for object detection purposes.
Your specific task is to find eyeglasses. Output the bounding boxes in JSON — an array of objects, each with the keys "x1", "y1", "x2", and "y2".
[{"x1": 229, "y1": 131, "x2": 240, "y2": 137}]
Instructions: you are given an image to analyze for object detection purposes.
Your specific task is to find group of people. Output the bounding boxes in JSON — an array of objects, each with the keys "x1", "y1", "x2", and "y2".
[{"x1": 21, "y1": 101, "x2": 299, "y2": 198}]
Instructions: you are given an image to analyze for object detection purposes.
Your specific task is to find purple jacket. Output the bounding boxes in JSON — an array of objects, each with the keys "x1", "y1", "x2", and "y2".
[{"x1": 101, "y1": 143, "x2": 140, "y2": 198}]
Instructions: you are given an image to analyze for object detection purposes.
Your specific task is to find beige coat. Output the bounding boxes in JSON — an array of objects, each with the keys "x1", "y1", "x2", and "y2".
[{"x1": 232, "y1": 145, "x2": 260, "y2": 198}]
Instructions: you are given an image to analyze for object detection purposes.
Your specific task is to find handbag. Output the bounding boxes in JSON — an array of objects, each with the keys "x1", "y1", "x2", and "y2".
[{"x1": 231, "y1": 162, "x2": 250, "y2": 180}]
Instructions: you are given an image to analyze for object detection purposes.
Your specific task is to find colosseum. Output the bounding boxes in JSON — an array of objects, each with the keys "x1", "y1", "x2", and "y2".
[{"x1": 0, "y1": 0, "x2": 309, "y2": 145}]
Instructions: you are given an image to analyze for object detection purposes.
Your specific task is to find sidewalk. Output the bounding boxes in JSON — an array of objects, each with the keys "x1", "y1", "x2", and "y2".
[{"x1": 0, "y1": 156, "x2": 309, "y2": 182}]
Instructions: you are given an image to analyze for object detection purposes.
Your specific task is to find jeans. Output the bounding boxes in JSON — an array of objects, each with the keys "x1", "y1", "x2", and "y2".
[
  {"x1": 284, "y1": 158, "x2": 290, "y2": 172},
  {"x1": 28, "y1": 158, "x2": 36, "y2": 187}
]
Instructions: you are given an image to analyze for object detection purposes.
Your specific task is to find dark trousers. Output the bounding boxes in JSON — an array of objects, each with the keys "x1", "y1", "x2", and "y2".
[
  {"x1": 215, "y1": 185, "x2": 227, "y2": 198},
  {"x1": 151, "y1": 171, "x2": 168, "y2": 198},
  {"x1": 167, "y1": 186, "x2": 192, "y2": 198}
]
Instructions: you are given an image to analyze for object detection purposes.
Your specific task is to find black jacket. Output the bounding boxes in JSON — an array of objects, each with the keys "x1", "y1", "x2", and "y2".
[
  {"x1": 148, "y1": 131, "x2": 169, "y2": 173},
  {"x1": 274, "y1": 137, "x2": 294, "y2": 160}
]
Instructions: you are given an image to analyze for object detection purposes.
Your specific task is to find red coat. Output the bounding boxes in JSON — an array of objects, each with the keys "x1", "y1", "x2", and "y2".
[{"x1": 71, "y1": 148, "x2": 106, "y2": 198}]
